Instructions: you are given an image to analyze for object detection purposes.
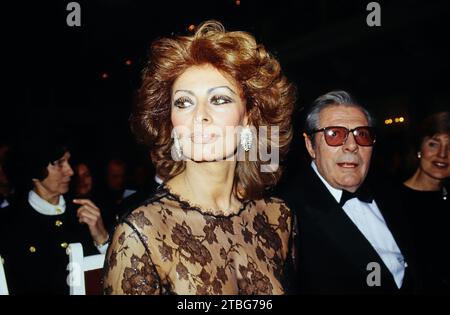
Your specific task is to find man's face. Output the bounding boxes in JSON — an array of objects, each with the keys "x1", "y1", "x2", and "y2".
[
  {"x1": 36, "y1": 151, "x2": 74, "y2": 196},
  {"x1": 304, "y1": 105, "x2": 373, "y2": 192}
]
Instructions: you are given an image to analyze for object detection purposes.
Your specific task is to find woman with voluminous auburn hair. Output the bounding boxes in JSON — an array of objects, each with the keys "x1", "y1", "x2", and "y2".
[{"x1": 103, "y1": 20, "x2": 297, "y2": 295}]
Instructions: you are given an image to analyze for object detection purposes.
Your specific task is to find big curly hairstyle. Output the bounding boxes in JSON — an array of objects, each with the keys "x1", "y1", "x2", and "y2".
[{"x1": 131, "y1": 20, "x2": 296, "y2": 201}]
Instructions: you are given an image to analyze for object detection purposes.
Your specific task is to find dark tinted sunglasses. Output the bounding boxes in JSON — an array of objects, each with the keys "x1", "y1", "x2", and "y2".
[{"x1": 310, "y1": 126, "x2": 376, "y2": 147}]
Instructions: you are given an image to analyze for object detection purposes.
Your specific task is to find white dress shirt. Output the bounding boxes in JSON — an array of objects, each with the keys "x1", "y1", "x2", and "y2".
[
  {"x1": 122, "y1": 189, "x2": 136, "y2": 199},
  {"x1": 28, "y1": 190, "x2": 108, "y2": 254},
  {"x1": 311, "y1": 162, "x2": 407, "y2": 288},
  {"x1": 1, "y1": 198, "x2": 10, "y2": 209}
]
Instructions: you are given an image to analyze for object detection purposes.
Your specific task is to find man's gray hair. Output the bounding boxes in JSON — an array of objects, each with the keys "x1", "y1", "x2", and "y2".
[{"x1": 305, "y1": 90, "x2": 375, "y2": 145}]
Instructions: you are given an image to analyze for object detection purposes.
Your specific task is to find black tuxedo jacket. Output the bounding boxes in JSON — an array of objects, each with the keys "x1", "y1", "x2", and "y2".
[{"x1": 282, "y1": 165, "x2": 422, "y2": 294}]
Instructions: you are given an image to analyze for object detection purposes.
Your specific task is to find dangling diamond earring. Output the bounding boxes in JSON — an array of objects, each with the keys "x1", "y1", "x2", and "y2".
[
  {"x1": 173, "y1": 132, "x2": 183, "y2": 160},
  {"x1": 240, "y1": 127, "x2": 253, "y2": 152},
  {"x1": 417, "y1": 151, "x2": 422, "y2": 159}
]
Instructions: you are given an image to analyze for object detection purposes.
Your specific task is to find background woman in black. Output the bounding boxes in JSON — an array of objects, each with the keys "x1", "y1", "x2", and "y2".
[{"x1": 402, "y1": 111, "x2": 450, "y2": 293}]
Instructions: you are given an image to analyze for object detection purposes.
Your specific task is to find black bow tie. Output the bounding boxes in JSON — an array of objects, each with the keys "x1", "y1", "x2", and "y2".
[{"x1": 339, "y1": 185, "x2": 374, "y2": 206}]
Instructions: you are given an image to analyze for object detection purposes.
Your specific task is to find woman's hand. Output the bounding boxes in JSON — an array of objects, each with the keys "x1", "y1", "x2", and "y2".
[{"x1": 73, "y1": 198, "x2": 108, "y2": 246}]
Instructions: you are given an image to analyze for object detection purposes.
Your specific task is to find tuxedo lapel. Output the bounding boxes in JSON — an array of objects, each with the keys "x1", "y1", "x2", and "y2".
[
  {"x1": 299, "y1": 167, "x2": 398, "y2": 289},
  {"x1": 371, "y1": 185, "x2": 421, "y2": 291}
]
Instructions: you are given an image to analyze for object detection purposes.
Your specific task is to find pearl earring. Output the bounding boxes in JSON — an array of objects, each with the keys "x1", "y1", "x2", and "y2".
[{"x1": 417, "y1": 152, "x2": 422, "y2": 159}]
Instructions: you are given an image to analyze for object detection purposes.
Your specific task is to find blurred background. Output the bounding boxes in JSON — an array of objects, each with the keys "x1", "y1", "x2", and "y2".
[{"x1": 1, "y1": 0, "x2": 449, "y2": 189}]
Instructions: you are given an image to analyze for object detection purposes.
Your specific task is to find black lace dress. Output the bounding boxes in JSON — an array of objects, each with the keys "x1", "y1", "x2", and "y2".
[{"x1": 103, "y1": 185, "x2": 294, "y2": 295}]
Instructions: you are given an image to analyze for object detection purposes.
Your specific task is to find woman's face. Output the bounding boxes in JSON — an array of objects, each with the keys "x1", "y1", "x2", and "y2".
[
  {"x1": 170, "y1": 64, "x2": 247, "y2": 162},
  {"x1": 75, "y1": 163, "x2": 93, "y2": 195},
  {"x1": 419, "y1": 133, "x2": 450, "y2": 180}
]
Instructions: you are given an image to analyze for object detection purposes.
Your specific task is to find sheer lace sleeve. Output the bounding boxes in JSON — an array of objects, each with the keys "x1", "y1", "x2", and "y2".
[{"x1": 102, "y1": 220, "x2": 161, "y2": 295}]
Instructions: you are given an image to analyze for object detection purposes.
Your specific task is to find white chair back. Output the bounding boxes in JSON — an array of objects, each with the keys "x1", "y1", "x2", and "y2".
[
  {"x1": 0, "y1": 254, "x2": 9, "y2": 295},
  {"x1": 66, "y1": 243, "x2": 105, "y2": 295}
]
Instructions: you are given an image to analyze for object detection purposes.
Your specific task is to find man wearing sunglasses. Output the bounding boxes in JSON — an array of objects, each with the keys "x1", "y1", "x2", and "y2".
[{"x1": 284, "y1": 90, "x2": 420, "y2": 294}]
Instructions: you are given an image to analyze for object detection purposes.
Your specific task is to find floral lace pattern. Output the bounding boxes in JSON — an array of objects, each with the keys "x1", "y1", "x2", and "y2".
[{"x1": 103, "y1": 187, "x2": 293, "y2": 295}]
